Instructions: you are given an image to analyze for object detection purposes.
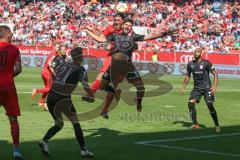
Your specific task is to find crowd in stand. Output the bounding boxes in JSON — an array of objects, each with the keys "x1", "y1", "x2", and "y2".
[{"x1": 0, "y1": 0, "x2": 239, "y2": 53}]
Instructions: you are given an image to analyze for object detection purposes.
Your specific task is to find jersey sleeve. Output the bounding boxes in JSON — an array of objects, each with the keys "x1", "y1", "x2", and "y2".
[
  {"x1": 207, "y1": 60, "x2": 215, "y2": 72},
  {"x1": 186, "y1": 63, "x2": 192, "y2": 77},
  {"x1": 133, "y1": 33, "x2": 145, "y2": 41}
]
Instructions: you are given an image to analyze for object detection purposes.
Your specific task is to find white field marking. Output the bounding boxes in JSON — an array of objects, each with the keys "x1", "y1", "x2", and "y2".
[
  {"x1": 135, "y1": 132, "x2": 240, "y2": 158},
  {"x1": 135, "y1": 132, "x2": 240, "y2": 144},
  {"x1": 142, "y1": 143, "x2": 240, "y2": 158},
  {"x1": 18, "y1": 91, "x2": 89, "y2": 94},
  {"x1": 17, "y1": 89, "x2": 240, "y2": 94},
  {"x1": 17, "y1": 92, "x2": 32, "y2": 94},
  {"x1": 17, "y1": 85, "x2": 44, "y2": 88},
  {"x1": 17, "y1": 91, "x2": 86, "y2": 95},
  {"x1": 164, "y1": 105, "x2": 177, "y2": 108}
]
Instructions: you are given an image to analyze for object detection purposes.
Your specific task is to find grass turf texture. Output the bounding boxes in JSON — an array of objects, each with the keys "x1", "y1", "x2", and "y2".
[{"x1": 0, "y1": 67, "x2": 240, "y2": 160}]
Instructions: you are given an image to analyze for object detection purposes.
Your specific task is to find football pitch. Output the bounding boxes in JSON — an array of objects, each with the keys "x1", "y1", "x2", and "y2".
[{"x1": 1, "y1": 67, "x2": 240, "y2": 160}]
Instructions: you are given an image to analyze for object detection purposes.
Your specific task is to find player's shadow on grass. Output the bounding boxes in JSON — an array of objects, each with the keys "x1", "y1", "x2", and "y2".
[
  {"x1": 1, "y1": 125, "x2": 240, "y2": 160},
  {"x1": 173, "y1": 121, "x2": 207, "y2": 128},
  {"x1": 83, "y1": 128, "x2": 122, "y2": 138}
]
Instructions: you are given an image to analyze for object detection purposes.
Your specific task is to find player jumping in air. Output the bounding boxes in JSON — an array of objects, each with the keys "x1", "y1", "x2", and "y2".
[
  {"x1": 85, "y1": 18, "x2": 176, "y2": 118},
  {"x1": 180, "y1": 48, "x2": 221, "y2": 133},
  {"x1": 81, "y1": 13, "x2": 126, "y2": 107}
]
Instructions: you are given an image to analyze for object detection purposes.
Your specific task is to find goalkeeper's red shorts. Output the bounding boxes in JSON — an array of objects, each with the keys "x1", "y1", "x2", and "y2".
[{"x1": 0, "y1": 87, "x2": 20, "y2": 116}]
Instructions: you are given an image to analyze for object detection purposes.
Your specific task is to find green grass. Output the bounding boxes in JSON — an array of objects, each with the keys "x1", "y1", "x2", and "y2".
[{"x1": 0, "y1": 67, "x2": 240, "y2": 160}]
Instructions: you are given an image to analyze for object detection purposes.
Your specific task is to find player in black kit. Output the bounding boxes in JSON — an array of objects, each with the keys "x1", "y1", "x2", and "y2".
[
  {"x1": 85, "y1": 18, "x2": 176, "y2": 118},
  {"x1": 180, "y1": 48, "x2": 221, "y2": 133},
  {"x1": 38, "y1": 47, "x2": 94, "y2": 157},
  {"x1": 50, "y1": 53, "x2": 66, "y2": 80}
]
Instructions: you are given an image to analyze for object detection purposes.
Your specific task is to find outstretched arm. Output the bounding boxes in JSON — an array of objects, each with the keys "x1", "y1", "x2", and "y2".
[
  {"x1": 82, "y1": 24, "x2": 107, "y2": 43},
  {"x1": 143, "y1": 10, "x2": 179, "y2": 41},
  {"x1": 144, "y1": 31, "x2": 166, "y2": 41},
  {"x1": 143, "y1": 25, "x2": 176, "y2": 41},
  {"x1": 85, "y1": 29, "x2": 107, "y2": 43}
]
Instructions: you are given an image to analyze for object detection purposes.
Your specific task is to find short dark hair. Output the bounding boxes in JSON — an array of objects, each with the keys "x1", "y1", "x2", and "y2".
[
  {"x1": 194, "y1": 48, "x2": 203, "y2": 54},
  {"x1": 115, "y1": 12, "x2": 125, "y2": 20},
  {"x1": 124, "y1": 18, "x2": 133, "y2": 25},
  {"x1": 70, "y1": 47, "x2": 83, "y2": 60},
  {"x1": 0, "y1": 25, "x2": 11, "y2": 39}
]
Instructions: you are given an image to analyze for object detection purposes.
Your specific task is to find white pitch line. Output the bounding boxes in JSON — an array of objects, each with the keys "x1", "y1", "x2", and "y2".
[
  {"x1": 135, "y1": 132, "x2": 240, "y2": 144},
  {"x1": 164, "y1": 105, "x2": 177, "y2": 108},
  {"x1": 143, "y1": 143, "x2": 240, "y2": 158},
  {"x1": 17, "y1": 92, "x2": 32, "y2": 94},
  {"x1": 135, "y1": 132, "x2": 240, "y2": 158},
  {"x1": 17, "y1": 89, "x2": 240, "y2": 94}
]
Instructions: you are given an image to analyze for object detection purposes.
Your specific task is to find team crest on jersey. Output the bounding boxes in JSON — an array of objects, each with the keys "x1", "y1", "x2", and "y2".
[{"x1": 199, "y1": 65, "x2": 203, "y2": 69}]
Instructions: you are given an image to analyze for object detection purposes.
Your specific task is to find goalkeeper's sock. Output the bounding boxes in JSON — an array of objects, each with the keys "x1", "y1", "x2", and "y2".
[{"x1": 43, "y1": 125, "x2": 61, "y2": 143}]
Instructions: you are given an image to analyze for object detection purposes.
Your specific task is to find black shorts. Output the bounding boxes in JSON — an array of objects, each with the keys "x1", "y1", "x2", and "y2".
[
  {"x1": 47, "y1": 91, "x2": 77, "y2": 120},
  {"x1": 103, "y1": 58, "x2": 141, "y2": 83},
  {"x1": 189, "y1": 88, "x2": 215, "y2": 103}
]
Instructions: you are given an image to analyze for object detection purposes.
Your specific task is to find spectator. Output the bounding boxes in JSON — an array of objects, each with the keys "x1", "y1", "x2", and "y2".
[
  {"x1": 0, "y1": 0, "x2": 238, "y2": 54},
  {"x1": 152, "y1": 52, "x2": 158, "y2": 62}
]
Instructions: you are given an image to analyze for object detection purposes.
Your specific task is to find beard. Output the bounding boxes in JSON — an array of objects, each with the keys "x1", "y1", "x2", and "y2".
[{"x1": 194, "y1": 55, "x2": 201, "y2": 60}]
